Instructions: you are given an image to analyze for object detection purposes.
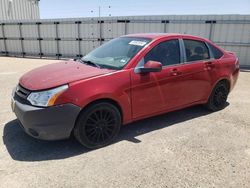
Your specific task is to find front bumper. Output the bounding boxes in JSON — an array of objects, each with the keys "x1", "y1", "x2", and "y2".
[{"x1": 12, "y1": 98, "x2": 81, "y2": 140}]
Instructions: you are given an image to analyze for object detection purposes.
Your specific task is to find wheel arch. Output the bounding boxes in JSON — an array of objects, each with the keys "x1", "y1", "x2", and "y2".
[
  {"x1": 214, "y1": 78, "x2": 231, "y2": 91},
  {"x1": 74, "y1": 98, "x2": 124, "y2": 127}
]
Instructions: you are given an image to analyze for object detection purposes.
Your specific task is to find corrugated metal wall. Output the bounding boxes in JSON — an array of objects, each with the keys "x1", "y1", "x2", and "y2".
[
  {"x1": 0, "y1": 0, "x2": 40, "y2": 21},
  {"x1": 0, "y1": 15, "x2": 250, "y2": 67}
]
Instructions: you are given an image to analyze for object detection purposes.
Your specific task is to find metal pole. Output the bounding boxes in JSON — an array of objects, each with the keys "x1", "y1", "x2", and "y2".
[
  {"x1": 55, "y1": 22, "x2": 60, "y2": 59},
  {"x1": 124, "y1": 21, "x2": 127, "y2": 35},
  {"x1": 77, "y1": 21, "x2": 81, "y2": 57},
  {"x1": 164, "y1": 21, "x2": 167, "y2": 33},
  {"x1": 208, "y1": 21, "x2": 215, "y2": 41},
  {"x1": 37, "y1": 23, "x2": 42, "y2": 58},
  {"x1": 1, "y1": 24, "x2": 7, "y2": 55},
  {"x1": 164, "y1": 21, "x2": 166, "y2": 33},
  {"x1": 18, "y1": 23, "x2": 24, "y2": 57},
  {"x1": 162, "y1": 20, "x2": 169, "y2": 33},
  {"x1": 98, "y1": 6, "x2": 102, "y2": 46}
]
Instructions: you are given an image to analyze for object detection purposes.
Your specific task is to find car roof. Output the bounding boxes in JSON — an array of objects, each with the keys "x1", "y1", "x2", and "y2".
[{"x1": 123, "y1": 33, "x2": 209, "y2": 41}]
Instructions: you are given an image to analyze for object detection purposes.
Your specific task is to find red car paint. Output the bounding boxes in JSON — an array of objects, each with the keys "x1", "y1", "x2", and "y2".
[
  {"x1": 19, "y1": 33, "x2": 239, "y2": 125},
  {"x1": 20, "y1": 60, "x2": 114, "y2": 90}
]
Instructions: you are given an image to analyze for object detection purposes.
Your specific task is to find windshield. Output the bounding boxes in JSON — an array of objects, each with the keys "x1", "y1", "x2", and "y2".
[{"x1": 81, "y1": 37, "x2": 151, "y2": 70}]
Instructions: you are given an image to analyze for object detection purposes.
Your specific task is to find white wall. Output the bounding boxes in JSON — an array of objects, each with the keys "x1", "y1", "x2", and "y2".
[{"x1": 0, "y1": 15, "x2": 249, "y2": 66}]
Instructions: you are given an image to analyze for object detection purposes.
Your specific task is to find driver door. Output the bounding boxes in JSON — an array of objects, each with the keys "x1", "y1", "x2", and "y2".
[{"x1": 131, "y1": 39, "x2": 182, "y2": 119}]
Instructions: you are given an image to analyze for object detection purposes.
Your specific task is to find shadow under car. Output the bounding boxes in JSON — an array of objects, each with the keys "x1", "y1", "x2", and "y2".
[{"x1": 3, "y1": 104, "x2": 221, "y2": 162}]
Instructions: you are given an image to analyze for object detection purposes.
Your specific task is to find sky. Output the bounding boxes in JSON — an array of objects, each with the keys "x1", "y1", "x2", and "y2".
[{"x1": 39, "y1": 0, "x2": 250, "y2": 19}]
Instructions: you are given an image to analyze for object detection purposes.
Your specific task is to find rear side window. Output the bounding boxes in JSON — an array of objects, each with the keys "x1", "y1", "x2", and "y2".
[
  {"x1": 144, "y1": 39, "x2": 180, "y2": 66},
  {"x1": 184, "y1": 39, "x2": 210, "y2": 62},
  {"x1": 207, "y1": 43, "x2": 224, "y2": 59}
]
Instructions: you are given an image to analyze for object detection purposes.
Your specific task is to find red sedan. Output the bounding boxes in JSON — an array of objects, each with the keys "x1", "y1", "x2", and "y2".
[{"x1": 11, "y1": 33, "x2": 239, "y2": 148}]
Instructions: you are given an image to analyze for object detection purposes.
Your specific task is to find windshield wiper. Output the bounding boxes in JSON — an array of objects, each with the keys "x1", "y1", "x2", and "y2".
[{"x1": 79, "y1": 59, "x2": 101, "y2": 68}]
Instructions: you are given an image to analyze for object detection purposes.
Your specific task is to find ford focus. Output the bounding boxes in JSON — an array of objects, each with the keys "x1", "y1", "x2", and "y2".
[{"x1": 11, "y1": 33, "x2": 239, "y2": 148}]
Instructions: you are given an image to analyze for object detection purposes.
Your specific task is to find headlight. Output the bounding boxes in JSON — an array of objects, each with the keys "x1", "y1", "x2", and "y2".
[{"x1": 27, "y1": 85, "x2": 68, "y2": 107}]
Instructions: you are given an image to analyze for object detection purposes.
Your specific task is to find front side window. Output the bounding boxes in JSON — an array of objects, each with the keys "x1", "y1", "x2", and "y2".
[
  {"x1": 184, "y1": 39, "x2": 210, "y2": 62},
  {"x1": 82, "y1": 37, "x2": 151, "y2": 70},
  {"x1": 144, "y1": 39, "x2": 180, "y2": 66}
]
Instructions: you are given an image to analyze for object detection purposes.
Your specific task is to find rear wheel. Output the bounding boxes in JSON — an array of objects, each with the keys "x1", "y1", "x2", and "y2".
[
  {"x1": 206, "y1": 81, "x2": 229, "y2": 111},
  {"x1": 74, "y1": 102, "x2": 121, "y2": 149}
]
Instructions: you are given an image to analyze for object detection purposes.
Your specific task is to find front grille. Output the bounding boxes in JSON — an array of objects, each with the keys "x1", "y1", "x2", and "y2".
[
  {"x1": 14, "y1": 84, "x2": 31, "y2": 105},
  {"x1": 16, "y1": 84, "x2": 31, "y2": 99}
]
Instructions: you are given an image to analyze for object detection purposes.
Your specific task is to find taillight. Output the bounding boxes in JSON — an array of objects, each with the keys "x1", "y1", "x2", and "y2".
[{"x1": 235, "y1": 58, "x2": 240, "y2": 69}]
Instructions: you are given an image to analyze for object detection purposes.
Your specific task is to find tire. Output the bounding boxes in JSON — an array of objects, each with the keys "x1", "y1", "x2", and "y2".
[
  {"x1": 74, "y1": 102, "x2": 121, "y2": 149},
  {"x1": 205, "y1": 81, "x2": 229, "y2": 111}
]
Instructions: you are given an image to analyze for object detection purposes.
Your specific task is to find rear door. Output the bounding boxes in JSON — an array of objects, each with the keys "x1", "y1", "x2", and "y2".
[
  {"x1": 177, "y1": 38, "x2": 214, "y2": 104},
  {"x1": 206, "y1": 42, "x2": 225, "y2": 83}
]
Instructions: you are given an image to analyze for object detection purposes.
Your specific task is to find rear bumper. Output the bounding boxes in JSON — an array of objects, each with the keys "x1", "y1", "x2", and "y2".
[
  {"x1": 230, "y1": 68, "x2": 240, "y2": 91},
  {"x1": 12, "y1": 99, "x2": 81, "y2": 140}
]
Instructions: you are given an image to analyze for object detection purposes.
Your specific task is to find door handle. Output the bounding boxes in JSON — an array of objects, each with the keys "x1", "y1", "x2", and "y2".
[
  {"x1": 170, "y1": 68, "x2": 182, "y2": 76},
  {"x1": 204, "y1": 61, "x2": 215, "y2": 70}
]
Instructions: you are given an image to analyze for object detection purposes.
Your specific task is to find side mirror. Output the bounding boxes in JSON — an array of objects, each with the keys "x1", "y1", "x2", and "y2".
[{"x1": 135, "y1": 60, "x2": 162, "y2": 74}]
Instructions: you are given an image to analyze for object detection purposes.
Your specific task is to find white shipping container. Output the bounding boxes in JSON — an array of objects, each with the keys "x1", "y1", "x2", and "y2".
[{"x1": 0, "y1": 0, "x2": 40, "y2": 21}]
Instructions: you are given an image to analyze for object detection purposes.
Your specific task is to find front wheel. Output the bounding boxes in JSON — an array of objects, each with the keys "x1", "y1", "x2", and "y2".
[
  {"x1": 205, "y1": 82, "x2": 229, "y2": 111},
  {"x1": 74, "y1": 102, "x2": 121, "y2": 149}
]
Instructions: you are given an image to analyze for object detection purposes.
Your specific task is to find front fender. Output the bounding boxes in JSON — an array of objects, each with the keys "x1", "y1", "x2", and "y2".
[{"x1": 57, "y1": 70, "x2": 132, "y2": 124}]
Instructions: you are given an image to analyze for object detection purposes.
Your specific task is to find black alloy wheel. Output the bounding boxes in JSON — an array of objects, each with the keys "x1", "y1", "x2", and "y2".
[
  {"x1": 213, "y1": 85, "x2": 228, "y2": 108},
  {"x1": 206, "y1": 82, "x2": 229, "y2": 111},
  {"x1": 74, "y1": 102, "x2": 121, "y2": 149}
]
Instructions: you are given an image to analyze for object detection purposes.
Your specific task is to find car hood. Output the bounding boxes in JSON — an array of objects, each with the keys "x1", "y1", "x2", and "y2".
[{"x1": 19, "y1": 60, "x2": 114, "y2": 90}]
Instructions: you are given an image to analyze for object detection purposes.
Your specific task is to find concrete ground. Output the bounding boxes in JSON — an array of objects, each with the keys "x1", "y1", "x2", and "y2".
[{"x1": 0, "y1": 57, "x2": 249, "y2": 188}]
